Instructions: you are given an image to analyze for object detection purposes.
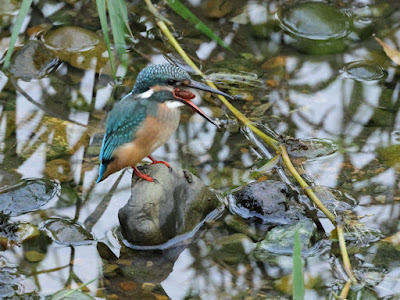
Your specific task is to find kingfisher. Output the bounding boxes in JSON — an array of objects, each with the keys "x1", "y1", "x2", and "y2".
[{"x1": 96, "y1": 64, "x2": 232, "y2": 183}]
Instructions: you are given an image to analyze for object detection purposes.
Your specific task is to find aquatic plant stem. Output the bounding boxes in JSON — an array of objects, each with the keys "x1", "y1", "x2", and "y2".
[
  {"x1": 339, "y1": 279, "x2": 351, "y2": 299},
  {"x1": 337, "y1": 225, "x2": 357, "y2": 283}
]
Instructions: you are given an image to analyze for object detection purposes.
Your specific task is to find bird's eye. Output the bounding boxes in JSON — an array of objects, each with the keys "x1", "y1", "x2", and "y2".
[{"x1": 167, "y1": 79, "x2": 176, "y2": 86}]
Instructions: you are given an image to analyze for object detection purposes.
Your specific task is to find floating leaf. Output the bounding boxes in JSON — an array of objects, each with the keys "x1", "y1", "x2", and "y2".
[
  {"x1": 166, "y1": 0, "x2": 233, "y2": 52},
  {"x1": 375, "y1": 36, "x2": 400, "y2": 65},
  {"x1": 2, "y1": 0, "x2": 33, "y2": 69}
]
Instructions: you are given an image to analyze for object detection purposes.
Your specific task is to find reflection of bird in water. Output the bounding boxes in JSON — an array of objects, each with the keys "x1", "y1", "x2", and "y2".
[{"x1": 97, "y1": 64, "x2": 232, "y2": 183}]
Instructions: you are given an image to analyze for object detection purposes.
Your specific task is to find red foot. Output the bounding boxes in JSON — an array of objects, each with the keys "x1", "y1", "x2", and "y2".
[
  {"x1": 133, "y1": 166, "x2": 155, "y2": 182},
  {"x1": 147, "y1": 155, "x2": 170, "y2": 168}
]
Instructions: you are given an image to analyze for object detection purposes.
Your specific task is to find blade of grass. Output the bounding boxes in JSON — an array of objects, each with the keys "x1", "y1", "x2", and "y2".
[
  {"x1": 107, "y1": 0, "x2": 127, "y2": 67},
  {"x1": 2, "y1": 0, "x2": 33, "y2": 70},
  {"x1": 293, "y1": 231, "x2": 305, "y2": 300},
  {"x1": 166, "y1": 0, "x2": 233, "y2": 52},
  {"x1": 117, "y1": 0, "x2": 134, "y2": 38},
  {"x1": 96, "y1": 0, "x2": 116, "y2": 78}
]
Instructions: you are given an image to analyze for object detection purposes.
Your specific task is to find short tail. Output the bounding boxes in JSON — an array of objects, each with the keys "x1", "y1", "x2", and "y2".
[{"x1": 96, "y1": 163, "x2": 108, "y2": 183}]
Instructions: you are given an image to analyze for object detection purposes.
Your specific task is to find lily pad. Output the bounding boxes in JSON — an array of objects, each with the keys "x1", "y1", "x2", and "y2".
[
  {"x1": 42, "y1": 26, "x2": 109, "y2": 73},
  {"x1": 0, "y1": 179, "x2": 59, "y2": 216},
  {"x1": 9, "y1": 40, "x2": 58, "y2": 81},
  {"x1": 42, "y1": 218, "x2": 93, "y2": 246},
  {"x1": 344, "y1": 61, "x2": 385, "y2": 81}
]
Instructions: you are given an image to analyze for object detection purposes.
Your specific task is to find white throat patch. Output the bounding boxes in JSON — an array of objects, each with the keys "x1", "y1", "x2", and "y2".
[
  {"x1": 137, "y1": 89, "x2": 155, "y2": 99},
  {"x1": 165, "y1": 100, "x2": 184, "y2": 109}
]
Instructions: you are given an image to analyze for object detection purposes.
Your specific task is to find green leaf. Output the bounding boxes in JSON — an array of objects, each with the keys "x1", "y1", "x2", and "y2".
[
  {"x1": 2, "y1": 0, "x2": 33, "y2": 70},
  {"x1": 166, "y1": 0, "x2": 233, "y2": 52},
  {"x1": 96, "y1": 0, "x2": 116, "y2": 78},
  {"x1": 107, "y1": 0, "x2": 127, "y2": 61},
  {"x1": 293, "y1": 231, "x2": 305, "y2": 300},
  {"x1": 117, "y1": 0, "x2": 134, "y2": 38}
]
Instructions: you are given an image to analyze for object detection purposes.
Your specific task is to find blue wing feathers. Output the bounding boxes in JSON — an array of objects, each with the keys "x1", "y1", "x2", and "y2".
[{"x1": 97, "y1": 99, "x2": 148, "y2": 182}]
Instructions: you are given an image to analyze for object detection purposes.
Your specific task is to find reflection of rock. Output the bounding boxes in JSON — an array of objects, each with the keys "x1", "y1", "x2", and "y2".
[
  {"x1": 98, "y1": 241, "x2": 177, "y2": 299},
  {"x1": 119, "y1": 164, "x2": 221, "y2": 245},
  {"x1": 231, "y1": 180, "x2": 305, "y2": 224}
]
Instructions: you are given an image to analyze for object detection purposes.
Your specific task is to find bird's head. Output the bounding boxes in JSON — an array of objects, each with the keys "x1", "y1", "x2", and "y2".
[{"x1": 132, "y1": 64, "x2": 232, "y2": 127}]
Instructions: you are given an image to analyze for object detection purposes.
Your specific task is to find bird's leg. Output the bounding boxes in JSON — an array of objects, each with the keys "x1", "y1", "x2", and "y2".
[
  {"x1": 147, "y1": 155, "x2": 171, "y2": 169},
  {"x1": 133, "y1": 166, "x2": 155, "y2": 182}
]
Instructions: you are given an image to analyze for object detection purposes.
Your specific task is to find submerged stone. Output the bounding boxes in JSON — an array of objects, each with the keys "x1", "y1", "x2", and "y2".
[
  {"x1": 277, "y1": 2, "x2": 351, "y2": 40},
  {"x1": 253, "y1": 219, "x2": 316, "y2": 258},
  {"x1": 344, "y1": 61, "x2": 385, "y2": 81},
  {"x1": 0, "y1": 179, "x2": 59, "y2": 216},
  {"x1": 283, "y1": 137, "x2": 337, "y2": 159},
  {"x1": 277, "y1": 2, "x2": 352, "y2": 54},
  {"x1": 9, "y1": 40, "x2": 58, "y2": 81},
  {"x1": 42, "y1": 218, "x2": 93, "y2": 246},
  {"x1": 42, "y1": 26, "x2": 109, "y2": 73}
]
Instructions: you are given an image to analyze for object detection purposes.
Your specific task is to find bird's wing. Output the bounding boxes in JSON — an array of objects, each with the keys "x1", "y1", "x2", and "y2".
[{"x1": 99, "y1": 99, "x2": 147, "y2": 163}]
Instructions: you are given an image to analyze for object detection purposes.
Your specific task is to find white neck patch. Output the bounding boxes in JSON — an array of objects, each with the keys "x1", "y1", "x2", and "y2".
[
  {"x1": 165, "y1": 100, "x2": 184, "y2": 109},
  {"x1": 137, "y1": 89, "x2": 154, "y2": 99}
]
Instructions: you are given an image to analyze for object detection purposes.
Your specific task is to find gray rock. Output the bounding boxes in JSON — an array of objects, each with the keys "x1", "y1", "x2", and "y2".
[{"x1": 118, "y1": 164, "x2": 221, "y2": 246}]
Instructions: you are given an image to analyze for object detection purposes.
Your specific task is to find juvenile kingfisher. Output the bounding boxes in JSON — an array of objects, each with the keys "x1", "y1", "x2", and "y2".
[{"x1": 96, "y1": 64, "x2": 232, "y2": 183}]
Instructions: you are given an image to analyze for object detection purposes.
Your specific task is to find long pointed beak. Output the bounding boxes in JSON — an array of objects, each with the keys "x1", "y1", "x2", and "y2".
[
  {"x1": 180, "y1": 98, "x2": 220, "y2": 128},
  {"x1": 187, "y1": 80, "x2": 233, "y2": 99}
]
